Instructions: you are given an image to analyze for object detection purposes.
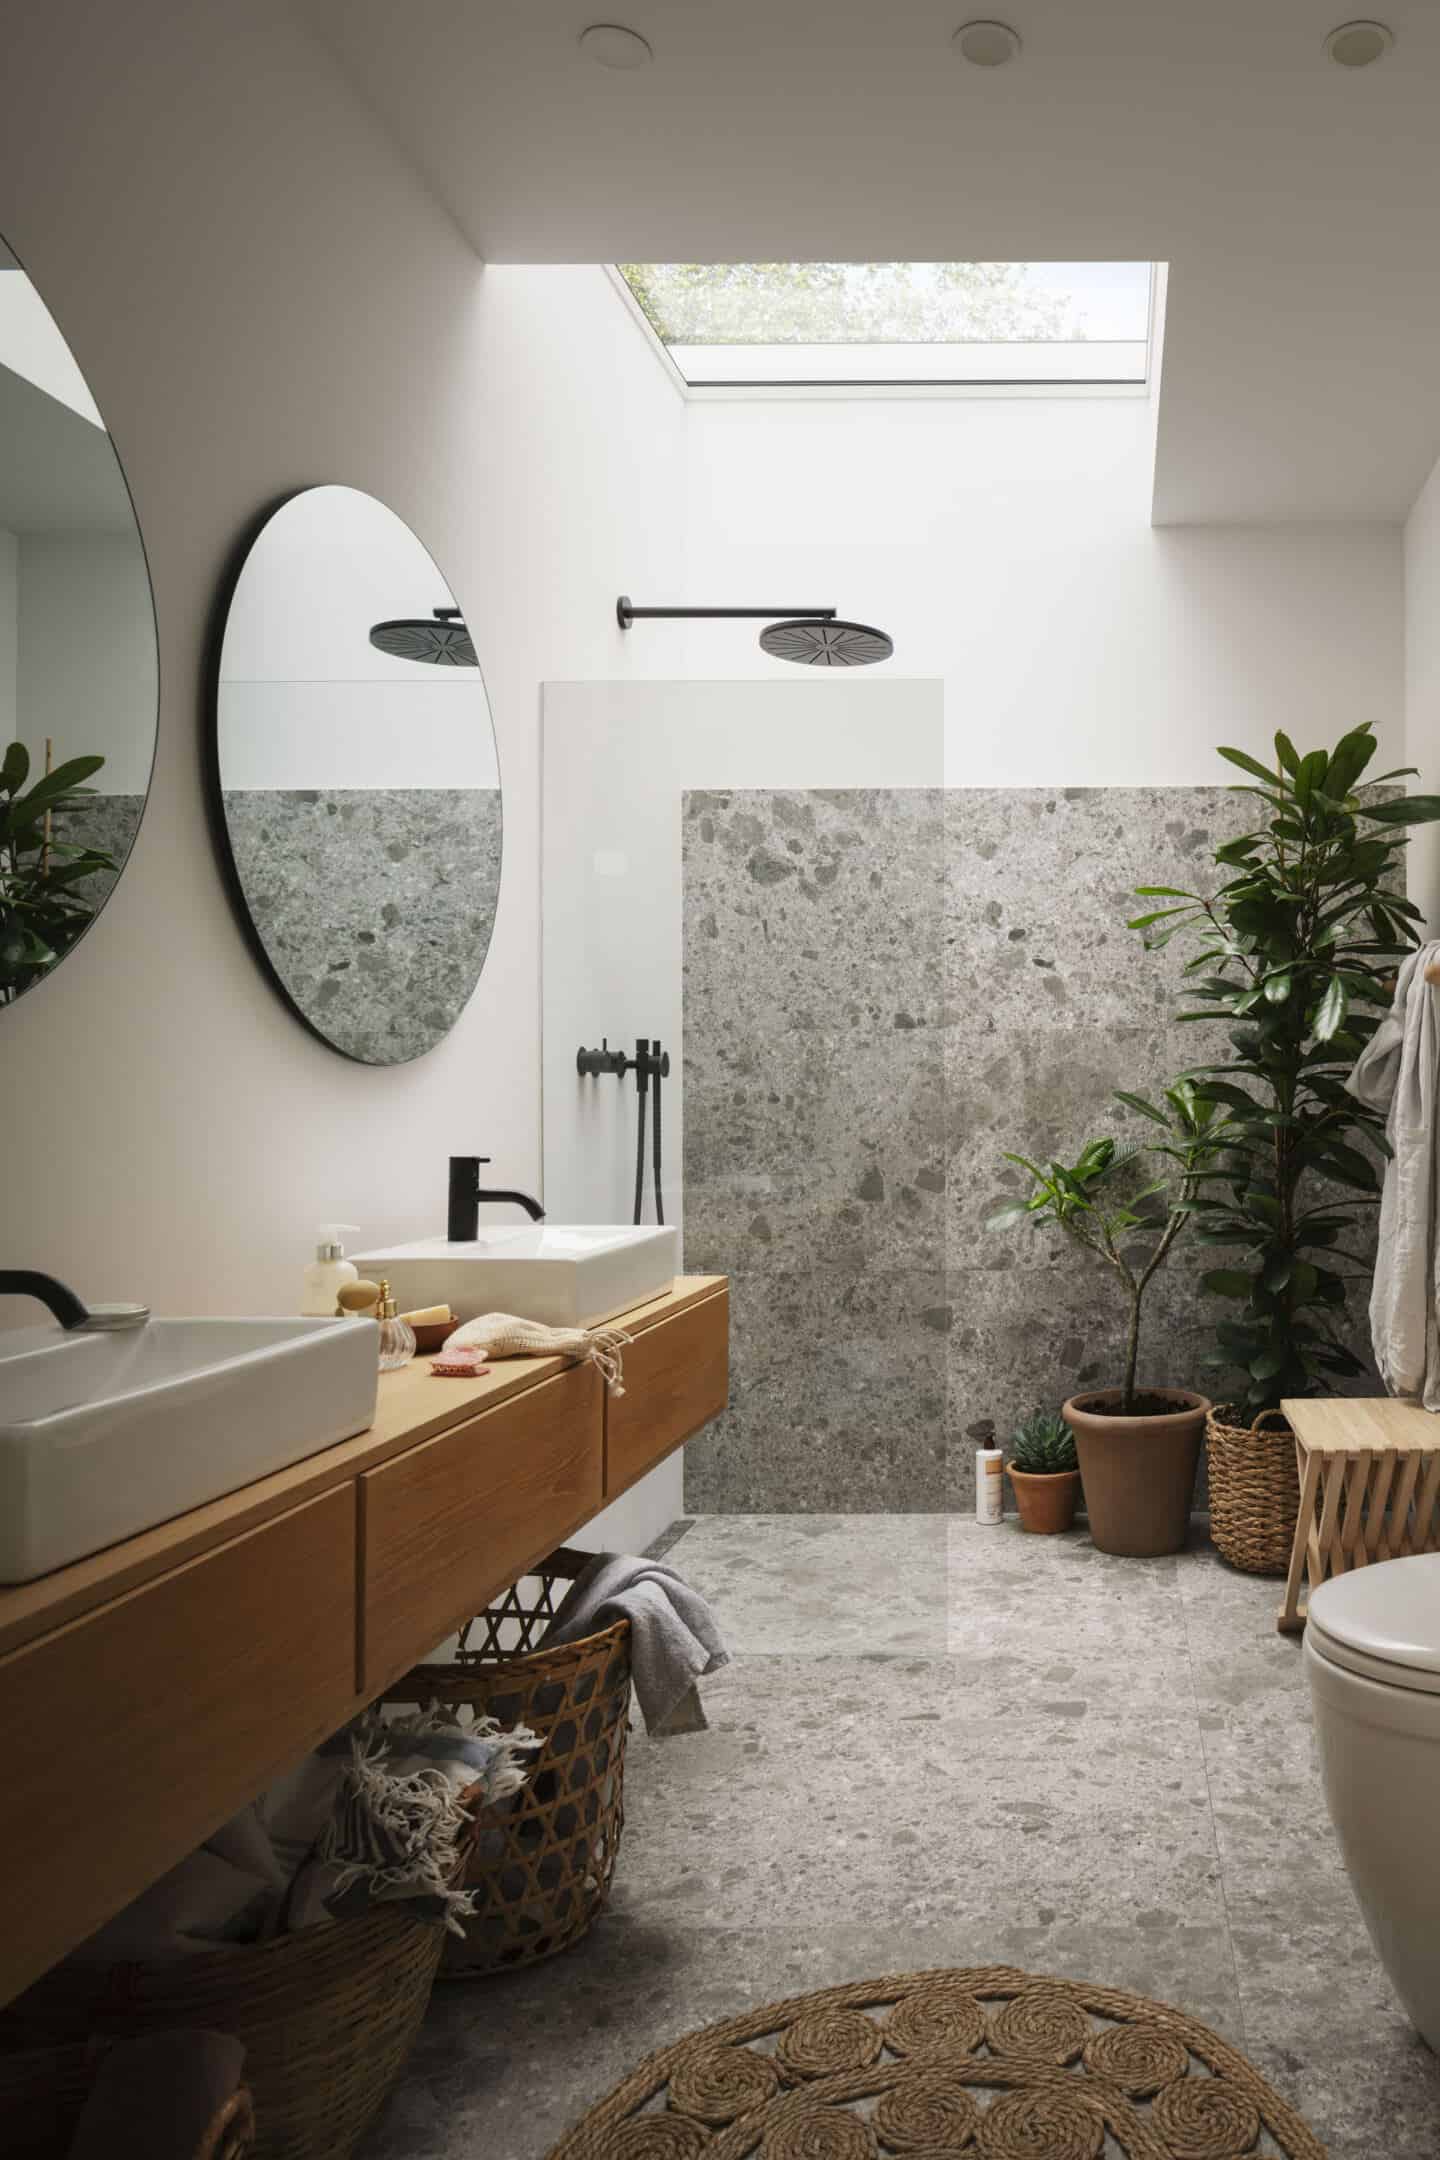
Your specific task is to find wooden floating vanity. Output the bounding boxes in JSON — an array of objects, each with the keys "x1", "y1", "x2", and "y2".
[{"x1": 0, "y1": 1275, "x2": 728, "y2": 2008}]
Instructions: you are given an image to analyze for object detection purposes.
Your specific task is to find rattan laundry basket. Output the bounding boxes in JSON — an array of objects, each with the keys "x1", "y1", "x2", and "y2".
[
  {"x1": 382, "y1": 1544, "x2": 632, "y2": 1976},
  {"x1": 0, "y1": 1905, "x2": 443, "y2": 2160},
  {"x1": 1206, "y1": 1404, "x2": 1300, "y2": 1576}
]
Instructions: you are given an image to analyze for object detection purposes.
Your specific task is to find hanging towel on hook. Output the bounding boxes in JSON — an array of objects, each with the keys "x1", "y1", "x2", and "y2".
[
  {"x1": 443, "y1": 1311, "x2": 634, "y2": 1396},
  {"x1": 1347, "y1": 941, "x2": 1440, "y2": 1408}
]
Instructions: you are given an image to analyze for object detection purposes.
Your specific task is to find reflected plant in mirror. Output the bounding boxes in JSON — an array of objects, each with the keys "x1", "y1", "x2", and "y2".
[
  {"x1": 210, "y1": 485, "x2": 502, "y2": 1064},
  {"x1": 0, "y1": 741, "x2": 116, "y2": 1001},
  {"x1": 0, "y1": 236, "x2": 159, "y2": 1012}
]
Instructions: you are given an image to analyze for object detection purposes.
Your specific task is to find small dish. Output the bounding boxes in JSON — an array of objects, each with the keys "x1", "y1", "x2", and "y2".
[{"x1": 410, "y1": 1320, "x2": 454, "y2": 1355}]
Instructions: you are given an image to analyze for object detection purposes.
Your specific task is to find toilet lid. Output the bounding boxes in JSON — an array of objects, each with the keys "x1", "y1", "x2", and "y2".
[{"x1": 1308, "y1": 1552, "x2": 1440, "y2": 1694}]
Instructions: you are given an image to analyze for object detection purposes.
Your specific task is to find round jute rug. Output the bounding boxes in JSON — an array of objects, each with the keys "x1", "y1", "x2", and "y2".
[{"x1": 545, "y1": 1966, "x2": 1326, "y2": 2159}]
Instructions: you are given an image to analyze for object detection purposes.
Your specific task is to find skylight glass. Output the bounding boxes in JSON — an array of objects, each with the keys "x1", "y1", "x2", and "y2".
[{"x1": 616, "y1": 262, "x2": 1152, "y2": 388}]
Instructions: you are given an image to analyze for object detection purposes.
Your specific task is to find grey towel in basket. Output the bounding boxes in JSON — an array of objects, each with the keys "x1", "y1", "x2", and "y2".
[{"x1": 543, "y1": 1553, "x2": 730, "y2": 1735}]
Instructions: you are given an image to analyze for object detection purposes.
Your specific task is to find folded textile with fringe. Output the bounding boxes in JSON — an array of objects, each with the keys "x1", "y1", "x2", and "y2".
[
  {"x1": 67, "y1": 1712, "x2": 535, "y2": 1961},
  {"x1": 303, "y1": 1711, "x2": 536, "y2": 1935}
]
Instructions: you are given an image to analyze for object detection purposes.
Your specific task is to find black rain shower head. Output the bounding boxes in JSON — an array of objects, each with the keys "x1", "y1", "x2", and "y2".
[
  {"x1": 369, "y1": 605, "x2": 477, "y2": 667},
  {"x1": 758, "y1": 618, "x2": 893, "y2": 668},
  {"x1": 615, "y1": 597, "x2": 893, "y2": 668}
]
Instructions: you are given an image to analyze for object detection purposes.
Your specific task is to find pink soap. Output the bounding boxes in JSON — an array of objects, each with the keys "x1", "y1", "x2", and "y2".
[{"x1": 430, "y1": 1349, "x2": 492, "y2": 1377}]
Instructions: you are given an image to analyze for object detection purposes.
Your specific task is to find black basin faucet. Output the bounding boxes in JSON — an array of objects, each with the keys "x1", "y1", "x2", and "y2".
[
  {"x1": 0, "y1": 1271, "x2": 149, "y2": 1331},
  {"x1": 447, "y1": 1157, "x2": 546, "y2": 1241}
]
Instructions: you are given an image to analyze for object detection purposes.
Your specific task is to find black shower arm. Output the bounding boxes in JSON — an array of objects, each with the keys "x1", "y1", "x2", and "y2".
[{"x1": 616, "y1": 597, "x2": 836, "y2": 628}]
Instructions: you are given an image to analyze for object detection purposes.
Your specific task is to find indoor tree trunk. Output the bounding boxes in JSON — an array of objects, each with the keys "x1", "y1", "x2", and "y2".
[{"x1": 1121, "y1": 1291, "x2": 1142, "y2": 1414}]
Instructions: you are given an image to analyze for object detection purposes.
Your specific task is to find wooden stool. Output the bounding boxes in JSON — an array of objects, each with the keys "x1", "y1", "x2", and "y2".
[{"x1": 1278, "y1": 1397, "x2": 1440, "y2": 1633}]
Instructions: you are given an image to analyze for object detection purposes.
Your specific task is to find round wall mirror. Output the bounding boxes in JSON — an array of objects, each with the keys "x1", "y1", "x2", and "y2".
[
  {"x1": 0, "y1": 238, "x2": 158, "y2": 1008},
  {"x1": 210, "y1": 485, "x2": 502, "y2": 1065}
]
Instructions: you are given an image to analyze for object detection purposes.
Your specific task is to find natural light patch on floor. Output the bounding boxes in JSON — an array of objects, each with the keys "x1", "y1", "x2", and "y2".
[{"x1": 614, "y1": 260, "x2": 1154, "y2": 388}]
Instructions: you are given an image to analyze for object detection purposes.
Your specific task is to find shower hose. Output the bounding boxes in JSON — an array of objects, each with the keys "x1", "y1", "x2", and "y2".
[{"x1": 633, "y1": 1049, "x2": 665, "y2": 1227}]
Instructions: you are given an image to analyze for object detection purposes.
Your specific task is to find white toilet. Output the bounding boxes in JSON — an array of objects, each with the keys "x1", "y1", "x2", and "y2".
[{"x1": 1306, "y1": 1552, "x2": 1440, "y2": 2051}]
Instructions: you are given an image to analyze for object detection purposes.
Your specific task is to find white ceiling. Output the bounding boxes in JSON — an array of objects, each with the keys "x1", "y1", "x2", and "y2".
[{"x1": 297, "y1": 0, "x2": 1440, "y2": 524}]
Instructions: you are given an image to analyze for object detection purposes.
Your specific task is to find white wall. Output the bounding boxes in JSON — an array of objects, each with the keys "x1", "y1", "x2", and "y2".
[
  {"x1": 1405, "y1": 451, "x2": 1440, "y2": 930},
  {"x1": 16, "y1": 533, "x2": 156, "y2": 792},
  {"x1": 0, "y1": 266, "x2": 103, "y2": 426},
  {"x1": 677, "y1": 394, "x2": 1403, "y2": 785},
  {"x1": 0, "y1": 0, "x2": 687, "y2": 1330}
]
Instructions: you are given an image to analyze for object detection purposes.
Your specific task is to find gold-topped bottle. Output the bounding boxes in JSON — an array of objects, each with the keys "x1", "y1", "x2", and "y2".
[{"x1": 375, "y1": 1278, "x2": 416, "y2": 1371}]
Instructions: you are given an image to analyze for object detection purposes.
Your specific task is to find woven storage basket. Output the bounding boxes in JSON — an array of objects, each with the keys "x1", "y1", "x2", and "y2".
[
  {"x1": 382, "y1": 1543, "x2": 632, "y2": 1977},
  {"x1": 0, "y1": 1904, "x2": 443, "y2": 2160},
  {"x1": 1206, "y1": 1404, "x2": 1299, "y2": 1576},
  {"x1": 0, "y1": 2039, "x2": 255, "y2": 2160},
  {"x1": 0, "y1": 2041, "x2": 107, "y2": 2160}
]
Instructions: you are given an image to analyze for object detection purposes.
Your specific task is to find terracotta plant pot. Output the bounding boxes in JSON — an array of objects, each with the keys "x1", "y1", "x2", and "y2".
[
  {"x1": 1005, "y1": 1465, "x2": 1082, "y2": 1535},
  {"x1": 1062, "y1": 1388, "x2": 1210, "y2": 1557}
]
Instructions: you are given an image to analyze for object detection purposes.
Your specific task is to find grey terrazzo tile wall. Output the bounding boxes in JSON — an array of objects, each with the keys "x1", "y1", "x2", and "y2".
[
  {"x1": 682, "y1": 786, "x2": 1379, "y2": 1511},
  {"x1": 68, "y1": 793, "x2": 146, "y2": 909},
  {"x1": 222, "y1": 788, "x2": 501, "y2": 1064},
  {"x1": 683, "y1": 789, "x2": 948, "y2": 1511}
]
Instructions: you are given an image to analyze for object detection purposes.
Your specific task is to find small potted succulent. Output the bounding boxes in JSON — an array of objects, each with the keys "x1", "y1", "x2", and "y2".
[
  {"x1": 1005, "y1": 1410, "x2": 1081, "y2": 1534},
  {"x1": 987, "y1": 1081, "x2": 1219, "y2": 1557}
]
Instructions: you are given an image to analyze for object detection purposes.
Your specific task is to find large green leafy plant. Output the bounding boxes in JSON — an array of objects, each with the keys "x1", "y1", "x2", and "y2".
[
  {"x1": 987, "y1": 1082, "x2": 1221, "y2": 1413},
  {"x1": 0, "y1": 741, "x2": 113, "y2": 1004},
  {"x1": 1129, "y1": 724, "x2": 1440, "y2": 1413}
]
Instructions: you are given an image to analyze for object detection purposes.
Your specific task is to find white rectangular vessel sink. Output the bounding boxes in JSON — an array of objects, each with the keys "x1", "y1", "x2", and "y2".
[
  {"x1": 0, "y1": 1317, "x2": 378, "y2": 1584},
  {"x1": 356, "y1": 1224, "x2": 678, "y2": 1332}
]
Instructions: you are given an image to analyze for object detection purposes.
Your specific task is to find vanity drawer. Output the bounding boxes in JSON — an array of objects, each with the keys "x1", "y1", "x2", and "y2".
[
  {"x1": 360, "y1": 1362, "x2": 602, "y2": 1692},
  {"x1": 0, "y1": 1484, "x2": 356, "y2": 2007},
  {"x1": 606, "y1": 1286, "x2": 729, "y2": 1499}
]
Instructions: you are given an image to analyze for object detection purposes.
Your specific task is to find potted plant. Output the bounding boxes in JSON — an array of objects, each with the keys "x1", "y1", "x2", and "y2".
[
  {"x1": 1127, "y1": 724, "x2": 1440, "y2": 1570},
  {"x1": 987, "y1": 1082, "x2": 1219, "y2": 1556},
  {"x1": 1005, "y1": 1410, "x2": 1081, "y2": 1533}
]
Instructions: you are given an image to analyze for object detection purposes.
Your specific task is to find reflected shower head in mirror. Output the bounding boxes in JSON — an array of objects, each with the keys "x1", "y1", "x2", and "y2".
[
  {"x1": 215, "y1": 485, "x2": 502, "y2": 1066},
  {"x1": 368, "y1": 605, "x2": 477, "y2": 667},
  {"x1": 616, "y1": 597, "x2": 893, "y2": 668}
]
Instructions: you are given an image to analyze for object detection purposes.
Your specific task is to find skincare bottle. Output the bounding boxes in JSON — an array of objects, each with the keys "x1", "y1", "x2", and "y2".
[
  {"x1": 301, "y1": 1224, "x2": 360, "y2": 1316},
  {"x1": 976, "y1": 1445, "x2": 1004, "y2": 1526},
  {"x1": 375, "y1": 1280, "x2": 415, "y2": 1372}
]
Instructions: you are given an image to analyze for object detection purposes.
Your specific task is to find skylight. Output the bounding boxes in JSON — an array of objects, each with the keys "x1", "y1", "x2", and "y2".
[{"x1": 616, "y1": 262, "x2": 1153, "y2": 390}]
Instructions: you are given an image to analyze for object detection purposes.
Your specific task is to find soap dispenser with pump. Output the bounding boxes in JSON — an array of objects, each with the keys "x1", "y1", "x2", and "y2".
[{"x1": 301, "y1": 1225, "x2": 360, "y2": 1316}]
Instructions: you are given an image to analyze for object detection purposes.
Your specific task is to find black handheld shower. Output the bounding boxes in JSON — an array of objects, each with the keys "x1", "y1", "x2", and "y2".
[{"x1": 577, "y1": 1035, "x2": 671, "y2": 1225}]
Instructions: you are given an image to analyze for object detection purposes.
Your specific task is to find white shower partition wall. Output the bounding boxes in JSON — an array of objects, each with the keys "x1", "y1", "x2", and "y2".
[{"x1": 540, "y1": 677, "x2": 945, "y2": 1544}]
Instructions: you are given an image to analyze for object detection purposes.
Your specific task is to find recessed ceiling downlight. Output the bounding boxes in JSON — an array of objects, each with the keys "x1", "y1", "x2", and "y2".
[
  {"x1": 1325, "y1": 19, "x2": 1394, "y2": 66},
  {"x1": 579, "y1": 23, "x2": 653, "y2": 69},
  {"x1": 952, "y1": 20, "x2": 1021, "y2": 66}
]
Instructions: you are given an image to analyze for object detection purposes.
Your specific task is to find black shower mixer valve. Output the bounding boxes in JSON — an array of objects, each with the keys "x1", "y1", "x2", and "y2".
[{"x1": 575, "y1": 1036, "x2": 671, "y2": 1086}]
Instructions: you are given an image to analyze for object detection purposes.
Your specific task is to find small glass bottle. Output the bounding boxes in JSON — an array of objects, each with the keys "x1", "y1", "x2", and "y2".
[{"x1": 375, "y1": 1280, "x2": 415, "y2": 1371}]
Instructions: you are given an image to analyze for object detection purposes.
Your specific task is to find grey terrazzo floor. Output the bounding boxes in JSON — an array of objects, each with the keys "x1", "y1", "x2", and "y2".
[{"x1": 359, "y1": 1516, "x2": 1440, "y2": 2160}]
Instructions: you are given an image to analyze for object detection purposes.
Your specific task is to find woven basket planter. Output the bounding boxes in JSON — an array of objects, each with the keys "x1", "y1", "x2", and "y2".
[
  {"x1": 1206, "y1": 1404, "x2": 1299, "y2": 1577},
  {"x1": 383, "y1": 1544, "x2": 632, "y2": 1977},
  {"x1": 0, "y1": 1905, "x2": 443, "y2": 2160}
]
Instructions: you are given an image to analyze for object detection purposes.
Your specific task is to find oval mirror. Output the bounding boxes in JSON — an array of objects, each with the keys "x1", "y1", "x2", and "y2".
[
  {"x1": 0, "y1": 237, "x2": 158, "y2": 1009},
  {"x1": 210, "y1": 486, "x2": 502, "y2": 1064}
]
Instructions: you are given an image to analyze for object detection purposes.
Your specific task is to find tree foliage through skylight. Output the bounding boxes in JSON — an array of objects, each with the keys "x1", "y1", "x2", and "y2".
[{"x1": 619, "y1": 262, "x2": 1086, "y2": 347}]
